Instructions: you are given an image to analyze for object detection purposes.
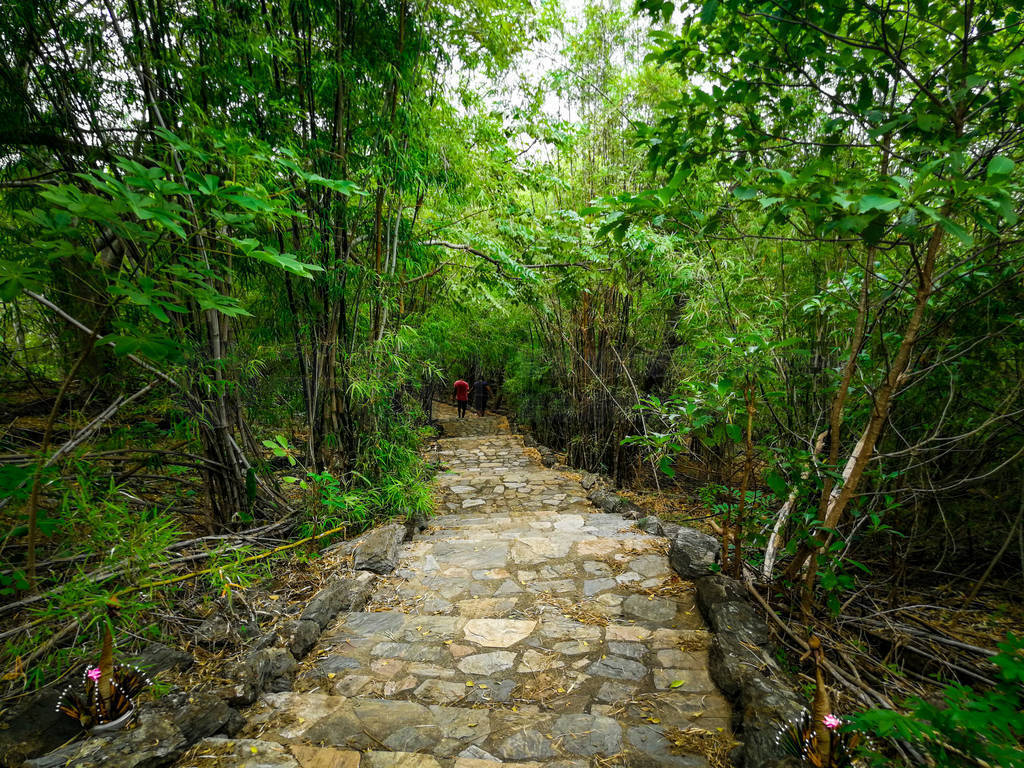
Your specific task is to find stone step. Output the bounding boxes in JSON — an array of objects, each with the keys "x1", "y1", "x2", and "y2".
[
  {"x1": 181, "y1": 737, "x2": 589, "y2": 767},
  {"x1": 234, "y1": 694, "x2": 717, "y2": 767}
]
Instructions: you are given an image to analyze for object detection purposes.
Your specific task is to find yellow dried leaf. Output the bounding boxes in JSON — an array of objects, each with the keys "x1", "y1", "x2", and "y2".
[{"x1": 466, "y1": 681, "x2": 474, "y2": 687}]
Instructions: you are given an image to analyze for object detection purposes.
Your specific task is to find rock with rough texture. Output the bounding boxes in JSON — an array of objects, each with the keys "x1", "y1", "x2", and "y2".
[
  {"x1": 300, "y1": 570, "x2": 376, "y2": 630},
  {"x1": 622, "y1": 593, "x2": 677, "y2": 623},
  {"x1": 25, "y1": 710, "x2": 187, "y2": 768},
  {"x1": 497, "y1": 729, "x2": 556, "y2": 760},
  {"x1": 463, "y1": 618, "x2": 536, "y2": 647},
  {"x1": 286, "y1": 618, "x2": 321, "y2": 659},
  {"x1": 616, "y1": 501, "x2": 644, "y2": 521},
  {"x1": 127, "y1": 642, "x2": 194, "y2": 675},
  {"x1": 225, "y1": 647, "x2": 298, "y2": 705},
  {"x1": 587, "y1": 655, "x2": 648, "y2": 680},
  {"x1": 587, "y1": 489, "x2": 620, "y2": 513},
  {"x1": 172, "y1": 691, "x2": 243, "y2": 743},
  {"x1": 552, "y1": 714, "x2": 622, "y2": 756},
  {"x1": 457, "y1": 651, "x2": 516, "y2": 676},
  {"x1": 0, "y1": 688, "x2": 80, "y2": 768},
  {"x1": 669, "y1": 527, "x2": 720, "y2": 578},
  {"x1": 637, "y1": 515, "x2": 665, "y2": 536},
  {"x1": 581, "y1": 472, "x2": 599, "y2": 490},
  {"x1": 193, "y1": 613, "x2": 241, "y2": 649},
  {"x1": 695, "y1": 575, "x2": 770, "y2": 645},
  {"x1": 352, "y1": 524, "x2": 406, "y2": 574},
  {"x1": 739, "y1": 676, "x2": 806, "y2": 768},
  {"x1": 404, "y1": 512, "x2": 430, "y2": 541}
]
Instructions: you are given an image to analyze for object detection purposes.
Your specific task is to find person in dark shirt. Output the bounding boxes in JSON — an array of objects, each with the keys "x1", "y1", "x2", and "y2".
[
  {"x1": 453, "y1": 378, "x2": 470, "y2": 418},
  {"x1": 473, "y1": 378, "x2": 492, "y2": 416}
]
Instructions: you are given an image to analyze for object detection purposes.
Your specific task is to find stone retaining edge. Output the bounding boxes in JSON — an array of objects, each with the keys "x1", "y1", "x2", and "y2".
[
  {"x1": 584, "y1": 483, "x2": 806, "y2": 768},
  {"x1": 21, "y1": 523, "x2": 405, "y2": 768}
]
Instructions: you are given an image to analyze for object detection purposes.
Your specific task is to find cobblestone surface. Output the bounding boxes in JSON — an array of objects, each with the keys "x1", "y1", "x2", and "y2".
[{"x1": 186, "y1": 404, "x2": 731, "y2": 767}]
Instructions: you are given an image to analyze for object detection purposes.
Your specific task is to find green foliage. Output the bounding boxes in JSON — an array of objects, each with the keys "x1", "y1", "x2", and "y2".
[{"x1": 852, "y1": 634, "x2": 1024, "y2": 768}]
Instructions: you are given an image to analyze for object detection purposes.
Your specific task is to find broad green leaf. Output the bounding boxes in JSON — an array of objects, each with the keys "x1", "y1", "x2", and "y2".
[
  {"x1": 987, "y1": 156, "x2": 1015, "y2": 180},
  {"x1": 858, "y1": 194, "x2": 899, "y2": 213}
]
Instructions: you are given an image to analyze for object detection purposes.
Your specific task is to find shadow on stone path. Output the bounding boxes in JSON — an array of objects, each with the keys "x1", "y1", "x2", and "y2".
[{"x1": 180, "y1": 405, "x2": 732, "y2": 767}]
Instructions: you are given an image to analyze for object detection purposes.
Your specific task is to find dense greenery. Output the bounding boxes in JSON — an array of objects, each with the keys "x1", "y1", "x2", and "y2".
[{"x1": 2, "y1": 0, "x2": 1022, "y2": 763}]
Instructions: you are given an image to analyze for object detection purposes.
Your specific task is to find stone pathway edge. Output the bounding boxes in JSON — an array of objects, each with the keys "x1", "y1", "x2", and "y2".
[{"x1": 586, "y1": 484, "x2": 806, "y2": 768}]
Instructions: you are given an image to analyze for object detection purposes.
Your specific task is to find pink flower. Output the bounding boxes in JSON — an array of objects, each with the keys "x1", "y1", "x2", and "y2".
[
  {"x1": 823, "y1": 713, "x2": 841, "y2": 730},
  {"x1": 86, "y1": 667, "x2": 102, "y2": 681}
]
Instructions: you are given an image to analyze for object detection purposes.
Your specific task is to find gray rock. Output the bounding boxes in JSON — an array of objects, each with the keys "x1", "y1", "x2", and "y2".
[
  {"x1": 26, "y1": 710, "x2": 187, "y2": 768},
  {"x1": 622, "y1": 593, "x2": 677, "y2": 623},
  {"x1": 315, "y1": 656, "x2": 362, "y2": 674},
  {"x1": 662, "y1": 522, "x2": 681, "y2": 539},
  {"x1": 460, "y1": 745, "x2": 499, "y2": 761},
  {"x1": 637, "y1": 516, "x2": 665, "y2": 536},
  {"x1": 669, "y1": 527, "x2": 720, "y2": 578},
  {"x1": 172, "y1": 691, "x2": 238, "y2": 743},
  {"x1": 224, "y1": 647, "x2": 297, "y2": 705},
  {"x1": 351, "y1": 524, "x2": 405, "y2": 574},
  {"x1": 126, "y1": 642, "x2": 194, "y2": 675},
  {"x1": 581, "y1": 473, "x2": 598, "y2": 490},
  {"x1": 498, "y1": 729, "x2": 556, "y2": 760},
  {"x1": 709, "y1": 631, "x2": 769, "y2": 697},
  {"x1": 286, "y1": 619, "x2": 321, "y2": 659},
  {"x1": 617, "y1": 501, "x2": 644, "y2": 520},
  {"x1": 0, "y1": 688, "x2": 80, "y2": 767},
  {"x1": 595, "y1": 680, "x2": 637, "y2": 703},
  {"x1": 583, "y1": 577, "x2": 617, "y2": 596},
  {"x1": 552, "y1": 714, "x2": 622, "y2": 756},
  {"x1": 740, "y1": 677, "x2": 806, "y2": 768},
  {"x1": 370, "y1": 642, "x2": 444, "y2": 662},
  {"x1": 587, "y1": 490, "x2": 621, "y2": 513},
  {"x1": 193, "y1": 613, "x2": 240, "y2": 649},
  {"x1": 342, "y1": 610, "x2": 405, "y2": 635},
  {"x1": 607, "y1": 641, "x2": 645, "y2": 660},
  {"x1": 587, "y1": 655, "x2": 647, "y2": 681},
  {"x1": 404, "y1": 512, "x2": 430, "y2": 541},
  {"x1": 384, "y1": 725, "x2": 436, "y2": 752},
  {"x1": 464, "y1": 678, "x2": 517, "y2": 703},
  {"x1": 457, "y1": 651, "x2": 516, "y2": 676},
  {"x1": 299, "y1": 571, "x2": 376, "y2": 631},
  {"x1": 414, "y1": 679, "x2": 467, "y2": 705},
  {"x1": 696, "y1": 576, "x2": 770, "y2": 645}
]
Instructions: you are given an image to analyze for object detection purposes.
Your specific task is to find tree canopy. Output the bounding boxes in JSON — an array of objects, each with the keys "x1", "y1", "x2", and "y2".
[{"x1": 2, "y1": 1, "x2": 1023, "y2": 763}]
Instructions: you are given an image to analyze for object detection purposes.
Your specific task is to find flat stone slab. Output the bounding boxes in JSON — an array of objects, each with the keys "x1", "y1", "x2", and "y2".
[{"x1": 463, "y1": 619, "x2": 536, "y2": 647}]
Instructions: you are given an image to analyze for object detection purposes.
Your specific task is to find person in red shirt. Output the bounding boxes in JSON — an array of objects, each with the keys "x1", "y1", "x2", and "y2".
[{"x1": 453, "y1": 378, "x2": 470, "y2": 418}]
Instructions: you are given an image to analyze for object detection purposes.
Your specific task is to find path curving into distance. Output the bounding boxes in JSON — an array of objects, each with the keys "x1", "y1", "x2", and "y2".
[{"x1": 179, "y1": 403, "x2": 732, "y2": 767}]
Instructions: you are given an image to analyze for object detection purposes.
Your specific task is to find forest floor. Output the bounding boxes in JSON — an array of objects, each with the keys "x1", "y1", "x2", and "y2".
[{"x1": 176, "y1": 403, "x2": 733, "y2": 767}]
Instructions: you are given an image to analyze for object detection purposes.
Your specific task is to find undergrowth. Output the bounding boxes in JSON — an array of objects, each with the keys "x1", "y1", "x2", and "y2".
[{"x1": 0, "y1": 368, "x2": 436, "y2": 694}]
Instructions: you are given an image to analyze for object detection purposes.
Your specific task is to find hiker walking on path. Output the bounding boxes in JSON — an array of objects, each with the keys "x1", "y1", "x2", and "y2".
[
  {"x1": 453, "y1": 378, "x2": 470, "y2": 418},
  {"x1": 473, "y1": 377, "x2": 492, "y2": 416}
]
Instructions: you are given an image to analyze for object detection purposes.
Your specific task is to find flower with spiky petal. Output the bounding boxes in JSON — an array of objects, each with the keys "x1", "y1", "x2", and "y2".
[
  {"x1": 823, "y1": 713, "x2": 841, "y2": 730},
  {"x1": 86, "y1": 667, "x2": 102, "y2": 681}
]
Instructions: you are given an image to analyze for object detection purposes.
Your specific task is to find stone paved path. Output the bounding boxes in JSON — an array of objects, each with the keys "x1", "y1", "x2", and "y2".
[{"x1": 183, "y1": 405, "x2": 731, "y2": 767}]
